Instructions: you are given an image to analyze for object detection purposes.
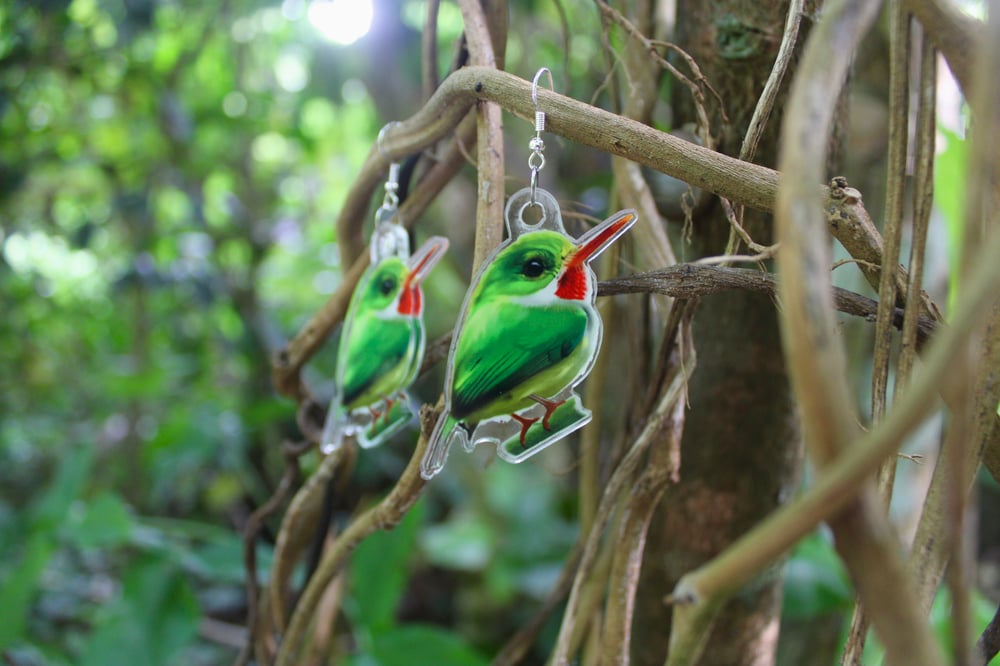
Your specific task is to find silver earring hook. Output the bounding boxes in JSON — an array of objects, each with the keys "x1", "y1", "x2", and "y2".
[
  {"x1": 371, "y1": 121, "x2": 409, "y2": 262},
  {"x1": 528, "y1": 68, "x2": 554, "y2": 206},
  {"x1": 376, "y1": 122, "x2": 401, "y2": 214},
  {"x1": 531, "y1": 67, "x2": 554, "y2": 114},
  {"x1": 376, "y1": 121, "x2": 399, "y2": 160}
]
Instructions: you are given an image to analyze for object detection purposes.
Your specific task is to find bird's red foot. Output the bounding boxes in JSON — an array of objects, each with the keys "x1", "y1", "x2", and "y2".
[
  {"x1": 510, "y1": 412, "x2": 540, "y2": 447},
  {"x1": 528, "y1": 394, "x2": 566, "y2": 430},
  {"x1": 380, "y1": 395, "x2": 400, "y2": 425}
]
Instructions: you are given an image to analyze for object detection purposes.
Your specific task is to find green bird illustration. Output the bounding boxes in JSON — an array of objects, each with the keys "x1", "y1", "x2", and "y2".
[
  {"x1": 421, "y1": 203, "x2": 636, "y2": 478},
  {"x1": 321, "y1": 235, "x2": 449, "y2": 453}
]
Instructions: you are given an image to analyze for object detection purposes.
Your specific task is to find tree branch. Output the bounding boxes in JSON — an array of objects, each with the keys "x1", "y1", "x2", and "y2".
[
  {"x1": 232, "y1": 440, "x2": 307, "y2": 666},
  {"x1": 275, "y1": 406, "x2": 438, "y2": 665},
  {"x1": 669, "y1": 223, "x2": 1000, "y2": 660},
  {"x1": 600, "y1": 382, "x2": 684, "y2": 664},
  {"x1": 551, "y1": 338, "x2": 695, "y2": 664},
  {"x1": 771, "y1": 0, "x2": 945, "y2": 663},
  {"x1": 598, "y1": 265, "x2": 938, "y2": 344},
  {"x1": 843, "y1": 4, "x2": 912, "y2": 658},
  {"x1": 268, "y1": 445, "x2": 345, "y2": 632},
  {"x1": 278, "y1": 65, "x2": 928, "y2": 400},
  {"x1": 456, "y1": 0, "x2": 506, "y2": 270},
  {"x1": 904, "y1": 0, "x2": 982, "y2": 97}
]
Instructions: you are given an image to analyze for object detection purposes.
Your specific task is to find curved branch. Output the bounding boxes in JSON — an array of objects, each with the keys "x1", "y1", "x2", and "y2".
[
  {"x1": 232, "y1": 440, "x2": 305, "y2": 666},
  {"x1": 772, "y1": 0, "x2": 944, "y2": 664},
  {"x1": 269, "y1": 446, "x2": 345, "y2": 631},
  {"x1": 379, "y1": 66, "x2": 780, "y2": 211},
  {"x1": 670, "y1": 184, "x2": 1000, "y2": 666},
  {"x1": 673, "y1": 216, "x2": 1000, "y2": 554},
  {"x1": 843, "y1": 5, "x2": 913, "y2": 659},
  {"x1": 277, "y1": 66, "x2": 914, "y2": 399},
  {"x1": 600, "y1": 384, "x2": 684, "y2": 664},
  {"x1": 272, "y1": 117, "x2": 476, "y2": 399},
  {"x1": 904, "y1": 0, "x2": 982, "y2": 97},
  {"x1": 275, "y1": 406, "x2": 438, "y2": 665},
  {"x1": 741, "y1": 0, "x2": 805, "y2": 163}
]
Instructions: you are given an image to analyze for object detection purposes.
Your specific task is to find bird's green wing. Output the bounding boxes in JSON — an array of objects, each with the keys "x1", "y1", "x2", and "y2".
[
  {"x1": 339, "y1": 314, "x2": 414, "y2": 408},
  {"x1": 451, "y1": 301, "x2": 587, "y2": 419}
]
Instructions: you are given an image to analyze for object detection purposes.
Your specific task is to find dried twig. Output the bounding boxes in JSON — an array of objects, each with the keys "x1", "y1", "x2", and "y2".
[
  {"x1": 898, "y1": 30, "x2": 937, "y2": 397},
  {"x1": 978, "y1": 603, "x2": 1000, "y2": 664},
  {"x1": 551, "y1": 337, "x2": 695, "y2": 664},
  {"x1": 600, "y1": 357, "x2": 686, "y2": 664},
  {"x1": 842, "y1": 5, "x2": 913, "y2": 661},
  {"x1": 268, "y1": 446, "x2": 346, "y2": 632},
  {"x1": 456, "y1": 0, "x2": 506, "y2": 271},
  {"x1": 741, "y1": 0, "x2": 805, "y2": 164},
  {"x1": 275, "y1": 407, "x2": 439, "y2": 665},
  {"x1": 594, "y1": 0, "x2": 721, "y2": 146},
  {"x1": 231, "y1": 440, "x2": 308, "y2": 666},
  {"x1": 723, "y1": 0, "x2": 805, "y2": 258}
]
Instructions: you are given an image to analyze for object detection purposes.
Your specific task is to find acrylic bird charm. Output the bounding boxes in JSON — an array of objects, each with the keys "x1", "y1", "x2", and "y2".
[
  {"x1": 420, "y1": 187, "x2": 637, "y2": 479},
  {"x1": 321, "y1": 232, "x2": 449, "y2": 454}
]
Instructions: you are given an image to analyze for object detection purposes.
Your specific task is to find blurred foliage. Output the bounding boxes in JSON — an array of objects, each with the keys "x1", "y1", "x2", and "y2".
[
  {"x1": 1, "y1": 0, "x2": 995, "y2": 665},
  {"x1": 0, "y1": 0, "x2": 599, "y2": 663},
  {"x1": 934, "y1": 126, "x2": 968, "y2": 313}
]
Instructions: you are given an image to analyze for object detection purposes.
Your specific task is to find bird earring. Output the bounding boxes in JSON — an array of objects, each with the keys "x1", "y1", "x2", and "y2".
[
  {"x1": 420, "y1": 68, "x2": 638, "y2": 479},
  {"x1": 321, "y1": 145, "x2": 449, "y2": 454}
]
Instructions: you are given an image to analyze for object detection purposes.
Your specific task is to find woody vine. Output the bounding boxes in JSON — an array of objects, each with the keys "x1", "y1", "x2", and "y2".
[{"x1": 234, "y1": 0, "x2": 1000, "y2": 665}]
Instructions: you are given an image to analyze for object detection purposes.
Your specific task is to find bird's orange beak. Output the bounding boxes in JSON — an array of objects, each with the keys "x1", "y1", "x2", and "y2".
[
  {"x1": 555, "y1": 210, "x2": 637, "y2": 301},
  {"x1": 566, "y1": 210, "x2": 637, "y2": 271},
  {"x1": 398, "y1": 236, "x2": 449, "y2": 316},
  {"x1": 405, "y1": 235, "x2": 449, "y2": 287}
]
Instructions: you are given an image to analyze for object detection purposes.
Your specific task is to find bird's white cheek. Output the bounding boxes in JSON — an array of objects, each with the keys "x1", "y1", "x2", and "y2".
[
  {"x1": 512, "y1": 279, "x2": 562, "y2": 306},
  {"x1": 375, "y1": 301, "x2": 403, "y2": 320}
]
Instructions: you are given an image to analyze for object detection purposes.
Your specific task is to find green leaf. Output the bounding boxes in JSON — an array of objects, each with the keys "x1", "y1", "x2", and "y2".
[
  {"x1": 348, "y1": 498, "x2": 426, "y2": 635},
  {"x1": 128, "y1": 517, "x2": 273, "y2": 585},
  {"x1": 850, "y1": 587, "x2": 1000, "y2": 665},
  {"x1": 934, "y1": 126, "x2": 968, "y2": 313},
  {"x1": 181, "y1": 531, "x2": 273, "y2": 585},
  {"x1": 0, "y1": 445, "x2": 95, "y2": 650},
  {"x1": 33, "y1": 444, "x2": 94, "y2": 528},
  {"x1": 367, "y1": 625, "x2": 488, "y2": 666},
  {"x1": 782, "y1": 532, "x2": 851, "y2": 618},
  {"x1": 77, "y1": 554, "x2": 199, "y2": 666},
  {"x1": 64, "y1": 491, "x2": 135, "y2": 549},
  {"x1": 419, "y1": 510, "x2": 495, "y2": 572},
  {"x1": 929, "y1": 586, "x2": 1000, "y2": 664},
  {"x1": 0, "y1": 532, "x2": 55, "y2": 651}
]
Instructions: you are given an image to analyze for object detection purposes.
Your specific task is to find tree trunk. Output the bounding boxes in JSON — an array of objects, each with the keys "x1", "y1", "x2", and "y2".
[{"x1": 634, "y1": 2, "x2": 818, "y2": 664}]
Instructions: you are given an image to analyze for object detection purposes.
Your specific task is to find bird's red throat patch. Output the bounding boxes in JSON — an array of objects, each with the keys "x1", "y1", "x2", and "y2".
[
  {"x1": 397, "y1": 287, "x2": 422, "y2": 316},
  {"x1": 555, "y1": 265, "x2": 588, "y2": 300}
]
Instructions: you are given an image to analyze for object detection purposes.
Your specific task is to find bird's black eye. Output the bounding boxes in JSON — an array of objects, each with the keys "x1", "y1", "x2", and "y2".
[
  {"x1": 380, "y1": 277, "x2": 396, "y2": 295},
  {"x1": 522, "y1": 257, "x2": 546, "y2": 278}
]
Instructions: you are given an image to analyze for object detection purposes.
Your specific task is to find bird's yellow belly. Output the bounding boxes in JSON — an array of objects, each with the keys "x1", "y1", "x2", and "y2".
[{"x1": 463, "y1": 332, "x2": 594, "y2": 423}]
